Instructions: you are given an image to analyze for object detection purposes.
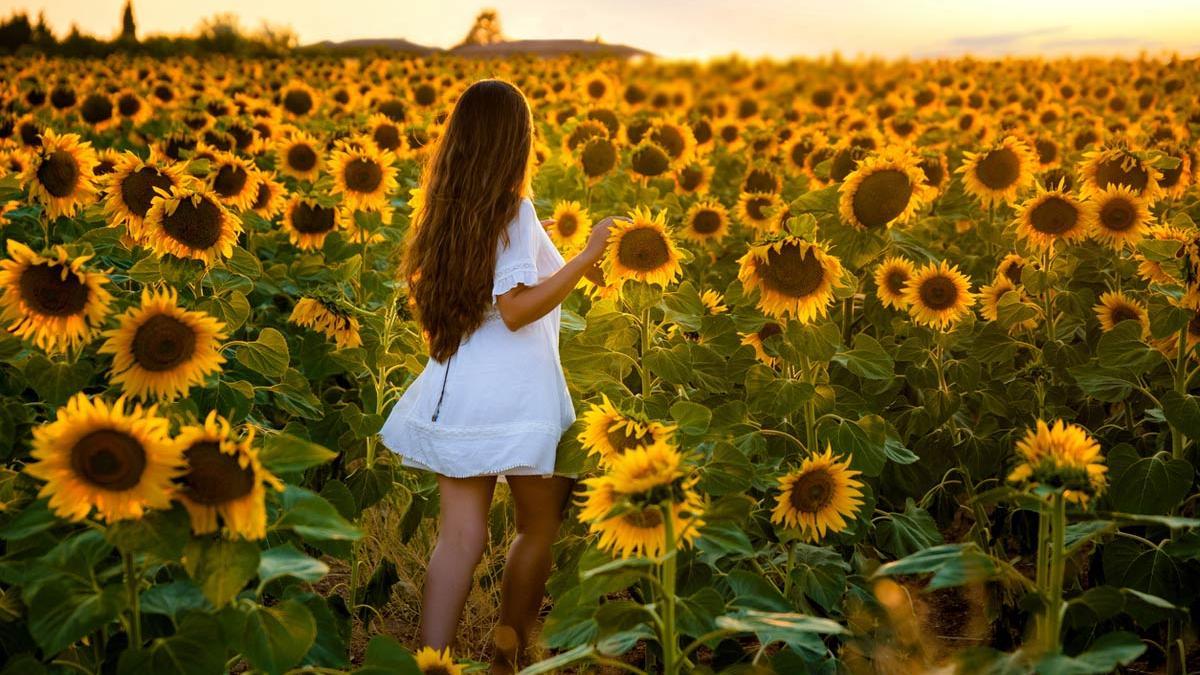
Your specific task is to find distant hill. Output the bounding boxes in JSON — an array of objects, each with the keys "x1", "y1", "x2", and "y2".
[
  {"x1": 302, "y1": 38, "x2": 439, "y2": 54},
  {"x1": 301, "y1": 37, "x2": 649, "y2": 58}
]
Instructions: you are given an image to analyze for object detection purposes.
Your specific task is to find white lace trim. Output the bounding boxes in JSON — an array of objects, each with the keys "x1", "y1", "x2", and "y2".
[
  {"x1": 492, "y1": 263, "x2": 539, "y2": 302},
  {"x1": 399, "y1": 454, "x2": 576, "y2": 479}
]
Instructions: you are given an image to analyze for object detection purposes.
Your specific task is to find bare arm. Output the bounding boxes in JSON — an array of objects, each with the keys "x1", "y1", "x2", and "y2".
[{"x1": 495, "y1": 216, "x2": 617, "y2": 331}]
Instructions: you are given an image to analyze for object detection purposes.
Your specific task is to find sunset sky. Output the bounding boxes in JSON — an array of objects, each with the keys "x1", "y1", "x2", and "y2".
[{"x1": 4, "y1": 0, "x2": 1199, "y2": 60}]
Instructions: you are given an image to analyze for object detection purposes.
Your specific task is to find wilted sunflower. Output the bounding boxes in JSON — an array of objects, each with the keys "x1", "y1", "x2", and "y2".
[
  {"x1": 682, "y1": 200, "x2": 729, "y2": 243},
  {"x1": 1014, "y1": 185, "x2": 1091, "y2": 251},
  {"x1": 1094, "y1": 290, "x2": 1149, "y2": 334},
  {"x1": 142, "y1": 184, "x2": 242, "y2": 265},
  {"x1": 100, "y1": 286, "x2": 227, "y2": 400},
  {"x1": 289, "y1": 297, "x2": 363, "y2": 349},
  {"x1": 997, "y1": 253, "x2": 1030, "y2": 287},
  {"x1": 25, "y1": 393, "x2": 183, "y2": 522},
  {"x1": 629, "y1": 140, "x2": 672, "y2": 180},
  {"x1": 873, "y1": 256, "x2": 916, "y2": 309},
  {"x1": 173, "y1": 412, "x2": 283, "y2": 539},
  {"x1": 577, "y1": 475, "x2": 704, "y2": 559},
  {"x1": 0, "y1": 241, "x2": 113, "y2": 354},
  {"x1": 249, "y1": 172, "x2": 287, "y2": 219},
  {"x1": 274, "y1": 131, "x2": 323, "y2": 181},
  {"x1": 603, "y1": 207, "x2": 682, "y2": 287},
  {"x1": 738, "y1": 236, "x2": 843, "y2": 322},
  {"x1": 413, "y1": 647, "x2": 464, "y2": 675},
  {"x1": 1135, "y1": 224, "x2": 1192, "y2": 285},
  {"x1": 957, "y1": 136, "x2": 1038, "y2": 207},
  {"x1": 838, "y1": 149, "x2": 932, "y2": 230},
  {"x1": 547, "y1": 200, "x2": 592, "y2": 250},
  {"x1": 1007, "y1": 419, "x2": 1107, "y2": 505},
  {"x1": 741, "y1": 321, "x2": 783, "y2": 365},
  {"x1": 735, "y1": 191, "x2": 782, "y2": 231},
  {"x1": 282, "y1": 195, "x2": 340, "y2": 250},
  {"x1": 102, "y1": 152, "x2": 186, "y2": 238},
  {"x1": 1087, "y1": 185, "x2": 1151, "y2": 250},
  {"x1": 19, "y1": 129, "x2": 99, "y2": 220},
  {"x1": 578, "y1": 136, "x2": 618, "y2": 184},
  {"x1": 329, "y1": 143, "x2": 398, "y2": 212},
  {"x1": 903, "y1": 260, "x2": 976, "y2": 329},
  {"x1": 771, "y1": 446, "x2": 864, "y2": 542},
  {"x1": 577, "y1": 395, "x2": 675, "y2": 468},
  {"x1": 1080, "y1": 146, "x2": 1161, "y2": 201},
  {"x1": 978, "y1": 275, "x2": 1039, "y2": 331}
]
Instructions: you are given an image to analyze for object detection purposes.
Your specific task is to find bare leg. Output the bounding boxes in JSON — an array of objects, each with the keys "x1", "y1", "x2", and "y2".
[
  {"x1": 498, "y1": 475, "x2": 575, "y2": 648},
  {"x1": 420, "y1": 474, "x2": 497, "y2": 650}
]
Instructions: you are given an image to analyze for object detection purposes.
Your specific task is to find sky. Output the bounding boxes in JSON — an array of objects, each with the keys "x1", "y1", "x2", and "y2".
[{"x1": 4, "y1": 0, "x2": 1199, "y2": 60}]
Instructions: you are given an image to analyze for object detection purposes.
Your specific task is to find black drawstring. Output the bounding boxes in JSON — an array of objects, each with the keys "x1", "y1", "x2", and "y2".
[{"x1": 431, "y1": 354, "x2": 451, "y2": 422}]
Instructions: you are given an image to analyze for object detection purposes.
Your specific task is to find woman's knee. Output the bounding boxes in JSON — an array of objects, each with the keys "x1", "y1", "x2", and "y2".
[{"x1": 438, "y1": 520, "x2": 490, "y2": 561}]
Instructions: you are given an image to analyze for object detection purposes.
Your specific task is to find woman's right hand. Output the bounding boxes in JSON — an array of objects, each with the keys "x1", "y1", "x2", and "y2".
[{"x1": 582, "y1": 216, "x2": 620, "y2": 264}]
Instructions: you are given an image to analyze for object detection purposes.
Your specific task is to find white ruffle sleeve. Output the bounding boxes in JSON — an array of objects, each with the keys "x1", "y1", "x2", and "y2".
[{"x1": 491, "y1": 198, "x2": 542, "y2": 303}]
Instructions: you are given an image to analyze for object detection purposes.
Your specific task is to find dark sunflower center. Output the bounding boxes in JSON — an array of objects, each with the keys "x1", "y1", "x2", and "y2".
[
  {"x1": 80, "y1": 94, "x2": 113, "y2": 125},
  {"x1": 789, "y1": 469, "x2": 835, "y2": 513},
  {"x1": 251, "y1": 183, "x2": 272, "y2": 210},
  {"x1": 557, "y1": 213, "x2": 579, "y2": 237},
  {"x1": 1003, "y1": 264, "x2": 1024, "y2": 286},
  {"x1": 581, "y1": 139, "x2": 617, "y2": 177},
  {"x1": 162, "y1": 194, "x2": 223, "y2": 250},
  {"x1": 691, "y1": 210, "x2": 721, "y2": 235},
  {"x1": 974, "y1": 147, "x2": 1021, "y2": 190},
  {"x1": 918, "y1": 275, "x2": 959, "y2": 310},
  {"x1": 343, "y1": 157, "x2": 383, "y2": 193},
  {"x1": 758, "y1": 322, "x2": 782, "y2": 341},
  {"x1": 36, "y1": 150, "x2": 81, "y2": 198},
  {"x1": 213, "y1": 164, "x2": 249, "y2": 198},
  {"x1": 117, "y1": 94, "x2": 141, "y2": 117},
  {"x1": 121, "y1": 167, "x2": 175, "y2": 219},
  {"x1": 282, "y1": 89, "x2": 314, "y2": 116},
  {"x1": 651, "y1": 126, "x2": 685, "y2": 159},
  {"x1": 623, "y1": 506, "x2": 663, "y2": 529},
  {"x1": 1095, "y1": 156, "x2": 1149, "y2": 192},
  {"x1": 70, "y1": 429, "x2": 147, "y2": 491},
  {"x1": 851, "y1": 169, "x2": 913, "y2": 228},
  {"x1": 919, "y1": 157, "x2": 944, "y2": 187},
  {"x1": 286, "y1": 144, "x2": 317, "y2": 172},
  {"x1": 425, "y1": 667, "x2": 451, "y2": 675},
  {"x1": 1110, "y1": 305, "x2": 1140, "y2": 324},
  {"x1": 744, "y1": 169, "x2": 778, "y2": 194},
  {"x1": 631, "y1": 145, "x2": 670, "y2": 177},
  {"x1": 677, "y1": 166, "x2": 704, "y2": 191},
  {"x1": 1029, "y1": 196, "x2": 1079, "y2": 235},
  {"x1": 759, "y1": 244, "x2": 826, "y2": 299},
  {"x1": 132, "y1": 313, "x2": 197, "y2": 372},
  {"x1": 745, "y1": 196, "x2": 773, "y2": 221},
  {"x1": 179, "y1": 440, "x2": 255, "y2": 505},
  {"x1": 372, "y1": 124, "x2": 401, "y2": 151},
  {"x1": 605, "y1": 423, "x2": 648, "y2": 453},
  {"x1": 19, "y1": 262, "x2": 88, "y2": 317},
  {"x1": 617, "y1": 227, "x2": 670, "y2": 271},
  {"x1": 587, "y1": 80, "x2": 607, "y2": 99},
  {"x1": 1099, "y1": 198, "x2": 1136, "y2": 232},
  {"x1": 1035, "y1": 139, "x2": 1058, "y2": 164},
  {"x1": 291, "y1": 202, "x2": 337, "y2": 234},
  {"x1": 885, "y1": 270, "x2": 909, "y2": 295}
]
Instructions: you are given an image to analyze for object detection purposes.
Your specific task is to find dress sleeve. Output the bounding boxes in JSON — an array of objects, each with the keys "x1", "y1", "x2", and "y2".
[{"x1": 492, "y1": 198, "x2": 541, "y2": 303}]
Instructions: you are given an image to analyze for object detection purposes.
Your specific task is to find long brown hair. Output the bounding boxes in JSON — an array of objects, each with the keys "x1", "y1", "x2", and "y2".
[{"x1": 402, "y1": 79, "x2": 534, "y2": 362}]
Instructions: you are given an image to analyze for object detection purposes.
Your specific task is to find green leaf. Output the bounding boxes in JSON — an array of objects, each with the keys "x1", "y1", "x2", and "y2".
[
  {"x1": 727, "y1": 569, "x2": 791, "y2": 612},
  {"x1": 275, "y1": 486, "x2": 363, "y2": 542},
  {"x1": 670, "y1": 400, "x2": 712, "y2": 435},
  {"x1": 715, "y1": 609, "x2": 845, "y2": 651},
  {"x1": 790, "y1": 184, "x2": 840, "y2": 214},
  {"x1": 833, "y1": 334, "x2": 894, "y2": 380},
  {"x1": 0, "y1": 499, "x2": 59, "y2": 540},
  {"x1": 873, "y1": 543, "x2": 997, "y2": 590},
  {"x1": 876, "y1": 498, "x2": 944, "y2": 559},
  {"x1": 236, "y1": 327, "x2": 290, "y2": 378},
  {"x1": 182, "y1": 538, "x2": 260, "y2": 608},
  {"x1": 198, "y1": 291, "x2": 250, "y2": 333},
  {"x1": 1036, "y1": 631, "x2": 1146, "y2": 675},
  {"x1": 23, "y1": 354, "x2": 94, "y2": 408},
  {"x1": 352, "y1": 635, "x2": 422, "y2": 675},
  {"x1": 118, "y1": 611, "x2": 226, "y2": 675},
  {"x1": 258, "y1": 543, "x2": 329, "y2": 587},
  {"x1": 259, "y1": 432, "x2": 337, "y2": 474},
  {"x1": 226, "y1": 246, "x2": 263, "y2": 279},
  {"x1": 1109, "y1": 453, "x2": 1193, "y2": 515},
  {"x1": 1068, "y1": 365, "x2": 1134, "y2": 402},
  {"x1": 514, "y1": 644, "x2": 596, "y2": 675},
  {"x1": 1161, "y1": 391, "x2": 1200, "y2": 440},
  {"x1": 26, "y1": 579, "x2": 126, "y2": 656},
  {"x1": 140, "y1": 581, "x2": 212, "y2": 622},
  {"x1": 789, "y1": 543, "x2": 849, "y2": 611},
  {"x1": 233, "y1": 598, "x2": 317, "y2": 675},
  {"x1": 697, "y1": 521, "x2": 756, "y2": 560},
  {"x1": 106, "y1": 505, "x2": 191, "y2": 562},
  {"x1": 1096, "y1": 321, "x2": 1164, "y2": 375},
  {"x1": 346, "y1": 464, "x2": 396, "y2": 512}
]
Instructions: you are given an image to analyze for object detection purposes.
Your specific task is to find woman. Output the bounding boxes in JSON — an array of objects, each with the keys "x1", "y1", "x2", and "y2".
[{"x1": 378, "y1": 78, "x2": 616, "y2": 671}]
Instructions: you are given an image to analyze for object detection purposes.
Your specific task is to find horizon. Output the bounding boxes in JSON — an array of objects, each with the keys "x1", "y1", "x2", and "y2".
[{"x1": 3, "y1": 0, "x2": 1199, "y2": 60}]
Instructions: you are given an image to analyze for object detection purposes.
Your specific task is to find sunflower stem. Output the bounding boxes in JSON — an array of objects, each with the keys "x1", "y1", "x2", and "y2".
[
  {"x1": 1042, "y1": 491, "x2": 1067, "y2": 656},
  {"x1": 122, "y1": 550, "x2": 142, "y2": 649},
  {"x1": 639, "y1": 307, "x2": 653, "y2": 398},
  {"x1": 659, "y1": 501, "x2": 679, "y2": 675},
  {"x1": 1172, "y1": 324, "x2": 1188, "y2": 462}
]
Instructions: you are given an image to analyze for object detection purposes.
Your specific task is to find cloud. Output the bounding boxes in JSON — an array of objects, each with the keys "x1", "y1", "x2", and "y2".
[
  {"x1": 1038, "y1": 36, "x2": 1155, "y2": 50},
  {"x1": 945, "y1": 26, "x2": 1066, "y2": 50}
]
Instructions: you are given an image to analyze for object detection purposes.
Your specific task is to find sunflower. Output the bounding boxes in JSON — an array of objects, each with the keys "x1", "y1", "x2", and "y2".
[
  {"x1": 1080, "y1": 146, "x2": 1161, "y2": 201},
  {"x1": 0, "y1": 241, "x2": 113, "y2": 354},
  {"x1": 648, "y1": 119, "x2": 697, "y2": 169},
  {"x1": 24, "y1": 393, "x2": 183, "y2": 523},
  {"x1": 628, "y1": 140, "x2": 672, "y2": 180},
  {"x1": 102, "y1": 152, "x2": 186, "y2": 238},
  {"x1": 114, "y1": 89, "x2": 151, "y2": 124},
  {"x1": 1135, "y1": 224, "x2": 1192, "y2": 285},
  {"x1": 838, "y1": 149, "x2": 932, "y2": 230},
  {"x1": 274, "y1": 131, "x2": 323, "y2": 181},
  {"x1": 173, "y1": 412, "x2": 283, "y2": 539},
  {"x1": 329, "y1": 143, "x2": 398, "y2": 212},
  {"x1": 289, "y1": 297, "x2": 362, "y2": 349},
  {"x1": 735, "y1": 191, "x2": 782, "y2": 231},
  {"x1": 279, "y1": 81, "x2": 320, "y2": 118},
  {"x1": 603, "y1": 207, "x2": 682, "y2": 287},
  {"x1": 1094, "y1": 290, "x2": 1149, "y2": 334},
  {"x1": 771, "y1": 446, "x2": 864, "y2": 542},
  {"x1": 1087, "y1": 185, "x2": 1151, "y2": 250},
  {"x1": 1007, "y1": 419, "x2": 1107, "y2": 505},
  {"x1": 700, "y1": 289, "x2": 727, "y2": 314},
  {"x1": 578, "y1": 136, "x2": 618, "y2": 184},
  {"x1": 673, "y1": 161, "x2": 713, "y2": 196},
  {"x1": 997, "y1": 253, "x2": 1030, "y2": 287},
  {"x1": 978, "y1": 275, "x2": 1039, "y2": 331},
  {"x1": 206, "y1": 152, "x2": 263, "y2": 212},
  {"x1": 873, "y1": 256, "x2": 916, "y2": 310},
  {"x1": 782, "y1": 132, "x2": 827, "y2": 176},
  {"x1": 741, "y1": 321, "x2": 783, "y2": 365},
  {"x1": 605, "y1": 442, "x2": 688, "y2": 494},
  {"x1": 413, "y1": 646, "x2": 464, "y2": 675},
  {"x1": 547, "y1": 200, "x2": 591, "y2": 250},
  {"x1": 577, "y1": 395, "x2": 675, "y2": 468},
  {"x1": 738, "y1": 237, "x2": 843, "y2": 322},
  {"x1": 142, "y1": 184, "x2": 242, "y2": 265},
  {"x1": 682, "y1": 200, "x2": 729, "y2": 243},
  {"x1": 100, "y1": 287, "x2": 227, "y2": 400},
  {"x1": 249, "y1": 172, "x2": 287, "y2": 220},
  {"x1": 282, "y1": 195, "x2": 341, "y2": 251},
  {"x1": 365, "y1": 113, "x2": 405, "y2": 155},
  {"x1": 563, "y1": 119, "x2": 610, "y2": 154},
  {"x1": 1155, "y1": 145, "x2": 1193, "y2": 200},
  {"x1": 578, "y1": 71, "x2": 616, "y2": 103},
  {"x1": 903, "y1": 260, "x2": 976, "y2": 330},
  {"x1": 19, "y1": 129, "x2": 99, "y2": 220},
  {"x1": 1014, "y1": 186, "x2": 1091, "y2": 252},
  {"x1": 957, "y1": 136, "x2": 1038, "y2": 207},
  {"x1": 577, "y1": 476, "x2": 704, "y2": 559}
]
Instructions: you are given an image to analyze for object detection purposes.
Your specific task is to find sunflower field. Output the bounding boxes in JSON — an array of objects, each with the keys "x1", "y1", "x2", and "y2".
[{"x1": 0, "y1": 51, "x2": 1199, "y2": 675}]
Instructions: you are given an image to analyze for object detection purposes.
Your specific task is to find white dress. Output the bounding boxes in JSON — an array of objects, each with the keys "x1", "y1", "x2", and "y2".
[{"x1": 378, "y1": 197, "x2": 576, "y2": 477}]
